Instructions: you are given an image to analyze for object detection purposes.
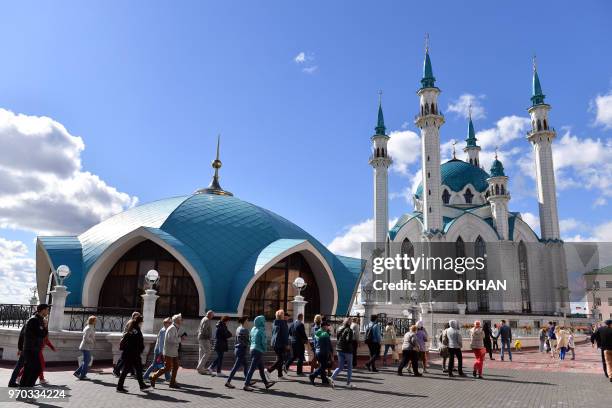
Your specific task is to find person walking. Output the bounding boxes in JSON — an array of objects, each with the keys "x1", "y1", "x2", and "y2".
[
  {"x1": 382, "y1": 321, "x2": 396, "y2": 367},
  {"x1": 113, "y1": 312, "x2": 140, "y2": 377},
  {"x1": 416, "y1": 321, "x2": 429, "y2": 373},
  {"x1": 498, "y1": 320, "x2": 512, "y2": 362},
  {"x1": 397, "y1": 325, "x2": 421, "y2": 377},
  {"x1": 150, "y1": 314, "x2": 184, "y2": 389},
  {"x1": 209, "y1": 316, "x2": 232, "y2": 377},
  {"x1": 36, "y1": 336, "x2": 56, "y2": 384},
  {"x1": 364, "y1": 314, "x2": 382, "y2": 372},
  {"x1": 331, "y1": 318, "x2": 354, "y2": 388},
  {"x1": 243, "y1": 315, "x2": 276, "y2": 391},
  {"x1": 20, "y1": 304, "x2": 50, "y2": 387},
  {"x1": 350, "y1": 317, "x2": 360, "y2": 369},
  {"x1": 539, "y1": 327, "x2": 547, "y2": 353},
  {"x1": 598, "y1": 320, "x2": 612, "y2": 382},
  {"x1": 285, "y1": 313, "x2": 308, "y2": 375},
  {"x1": 73, "y1": 315, "x2": 96, "y2": 380},
  {"x1": 483, "y1": 321, "x2": 494, "y2": 360},
  {"x1": 491, "y1": 323, "x2": 499, "y2": 351},
  {"x1": 309, "y1": 321, "x2": 333, "y2": 386},
  {"x1": 225, "y1": 316, "x2": 251, "y2": 388},
  {"x1": 197, "y1": 310, "x2": 215, "y2": 375},
  {"x1": 309, "y1": 314, "x2": 322, "y2": 370},
  {"x1": 568, "y1": 328, "x2": 576, "y2": 360},
  {"x1": 8, "y1": 326, "x2": 26, "y2": 387},
  {"x1": 592, "y1": 321, "x2": 609, "y2": 378},
  {"x1": 445, "y1": 320, "x2": 466, "y2": 377},
  {"x1": 548, "y1": 321, "x2": 557, "y2": 358},
  {"x1": 438, "y1": 323, "x2": 450, "y2": 373},
  {"x1": 144, "y1": 317, "x2": 172, "y2": 381},
  {"x1": 116, "y1": 313, "x2": 149, "y2": 392},
  {"x1": 266, "y1": 310, "x2": 289, "y2": 378},
  {"x1": 470, "y1": 321, "x2": 486, "y2": 379},
  {"x1": 556, "y1": 326, "x2": 570, "y2": 360}
]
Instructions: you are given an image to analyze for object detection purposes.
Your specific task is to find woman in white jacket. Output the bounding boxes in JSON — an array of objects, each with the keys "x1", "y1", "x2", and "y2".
[{"x1": 74, "y1": 315, "x2": 96, "y2": 380}]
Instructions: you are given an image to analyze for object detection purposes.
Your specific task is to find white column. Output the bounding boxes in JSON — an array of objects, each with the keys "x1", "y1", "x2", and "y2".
[
  {"x1": 48, "y1": 285, "x2": 70, "y2": 332},
  {"x1": 141, "y1": 289, "x2": 159, "y2": 334},
  {"x1": 292, "y1": 295, "x2": 308, "y2": 321}
]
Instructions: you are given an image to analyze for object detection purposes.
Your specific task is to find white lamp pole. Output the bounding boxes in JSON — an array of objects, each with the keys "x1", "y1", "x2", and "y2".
[
  {"x1": 291, "y1": 277, "x2": 308, "y2": 321},
  {"x1": 141, "y1": 270, "x2": 160, "y2": 334},
  {"x1": 48, "y1": 265, "x2": 71, "y2": 332}
]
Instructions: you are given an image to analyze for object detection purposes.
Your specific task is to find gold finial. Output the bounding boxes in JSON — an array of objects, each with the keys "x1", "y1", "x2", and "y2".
[
  {"x1": 212, "y1": 134, "x2": 222, "y2": 170},
  {"x1": 452, "y1": 139, "x2": 457, "y2": 159},
  {"x1": 194, "y1": 133, "x2": 233, "y2": 196},
  {"x1": 425, "y1": 33, "x2": 430, "y2": 53}
]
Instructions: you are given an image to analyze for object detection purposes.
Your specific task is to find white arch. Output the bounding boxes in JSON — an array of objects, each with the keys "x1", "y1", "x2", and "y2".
[
  {"x1": 236, "y1": 240, "x2": 338, "y2": 316},
  {"x1": 81, "y1": 227, "x2": 207, "y2": 315},
  {"x1": 391, "y1": 216, "x2": 424, "y2": 244},
  {"x1": 445, "y1": 213, "x2": 499, "y2": 243},
  {"x1": 512, "y1": 217, "x2": 540, "y2": 243}
]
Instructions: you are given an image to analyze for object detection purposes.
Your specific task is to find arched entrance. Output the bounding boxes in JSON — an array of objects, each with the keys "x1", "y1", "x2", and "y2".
[
  {"x1": 243, "y1": 252, "x2": 320, "y2": 320},
  {"x1": 98, "y1": 240, "x2": 200, "y2": 317}
]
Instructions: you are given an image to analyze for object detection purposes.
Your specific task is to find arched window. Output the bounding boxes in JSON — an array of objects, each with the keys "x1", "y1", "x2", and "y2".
[
  {"x1": 442, "y1": 189, "x2": 450, "y2": 204},
  {"x1": 543, "y1": 119, "x2": 548, "y2": 130},
  {"x1": 431, "y1": 103, "x2": 435, "y2": 114},
  {"x1": 469, "y1": 158, "x2": 473, "y2": 165},
  {"x1": 500, "y1": 185, "x2": 505, "y2": 195},
  {"x1": 495, "y1": 184, "x2": 500, "y2": 195},
  {"x1": 401, "y1": 239, "x2": 415, "y2": 284},
  {"x1": 537, "y1": 120, "x2": 541, "y2": 131},
  {"x1": 464, "y1": 188, "x2": 474, "y2": 204},
  {"x1": 518, "y1": 241, "x2": 531, "y2": 313},
  {"x1": 456, "y1": 237, "x2": 467, "y2": 307},
  {"x1": 475, "y1": 236, "x2": 489, "y2": 312},
  {"x1": 98, "y1": 240, "x2": 199, "y2": 317},
  {"x1": 424, "y1": 104, "x2": 429, "y2": 114},
  {"x1": 244, "y1": 252, "x2": 320, "y2": 320}
]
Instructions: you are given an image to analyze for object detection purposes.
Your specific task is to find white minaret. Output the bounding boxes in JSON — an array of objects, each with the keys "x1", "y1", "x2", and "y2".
[
  {"x1": 415, "y1": 38, "x2": 444, "y2": 233},
  {"x1": 486, "y1": 149, "x2": 511, "y2": 240},
  {"x1": 527, "y1": 58, "x2": 560, "y2": 240},
  {"x1": 463, "y1": 106, "x2": 481, "y2": 167},
  {"x1": 369, "y1": 92, "x2": 392, "y2": 247}
]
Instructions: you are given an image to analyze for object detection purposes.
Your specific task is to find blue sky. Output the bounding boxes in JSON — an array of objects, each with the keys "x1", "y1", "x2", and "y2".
[{"x1": 0, "y1": 1, "x2": 611, "y2": 302}]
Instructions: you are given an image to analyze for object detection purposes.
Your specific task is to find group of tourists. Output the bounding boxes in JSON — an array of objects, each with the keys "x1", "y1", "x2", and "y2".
[{"x1": 10, "y1": 305, "x2": 612, "y2": 394}]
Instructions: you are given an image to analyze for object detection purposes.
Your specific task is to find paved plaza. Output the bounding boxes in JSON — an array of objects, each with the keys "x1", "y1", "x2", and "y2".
[{"x1": 1, "y1": 343, "x2": 611, "y2": 408}]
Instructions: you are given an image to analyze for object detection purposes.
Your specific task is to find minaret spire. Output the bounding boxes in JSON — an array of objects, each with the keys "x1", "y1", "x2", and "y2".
[
  {"x1": 531, "y1": 55, "x2": 546, "y2": 106},
  {"x1": 375, "y1": 90, "x2": 386, "y2": 135},
  {"x1": 463, "y1": 103, "x2": 481, "y2": 166},
  {"x1": 421, "y1": 33, "x2": 436, "y2": 89},
  {"x1": 194, "y1": 134, "x2": 233, "y2": 196}
]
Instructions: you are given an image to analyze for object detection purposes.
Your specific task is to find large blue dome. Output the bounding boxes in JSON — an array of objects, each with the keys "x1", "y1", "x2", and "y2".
[
  {"x1": 415, "y1": 159, "x2": 490, "y2": 199},
  {"x1": 38, "y1": 193, "x2": 361, "y2": 314}
]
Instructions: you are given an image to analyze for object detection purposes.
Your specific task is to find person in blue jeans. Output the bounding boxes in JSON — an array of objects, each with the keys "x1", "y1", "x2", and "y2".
[
  {"x1": 309, "y1": 321, "x2": 333, "y2": 386},
  {"x1": 331, "y1": 318, "x2": 354, "y2": 388},
  {"x1": 144, "y1": 317, "x2": 171, "y2": 381},
  {"x1": 225, "y1": 316, "x2": 250, "y2": 388},
  {"x1": 243, "y1": 315, "x2": 275, "y2": 392},
  {"x1": 74, "y1": 315, "x2": 96, "y2": 380},
  {"x1": 498, "y1": 320, "x2": 512, "y2": 361}
]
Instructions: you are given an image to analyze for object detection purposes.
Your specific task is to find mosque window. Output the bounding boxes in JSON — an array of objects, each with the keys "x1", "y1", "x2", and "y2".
[
  {"x1": 537, "y1": 120, "x2": 542, "y2": 131},
  {"x1": 543, "y1": 119, "x2": 548, "y2": 130},
  {"x1": 475, "y1": 236, "x2": 489, "y2": 312},
  {"x1": 243, "y1": 252, "x2": 320, "y2": 320},
  {"x1": 427, "y1": 172, "x2": 430, "y2": 178},
  {"x1": 424, "y1": 104, "x2": 429, "y2": 114},
  {"x1": 400, "y1": 238, "x2": 415, "y2": 284},
  {"x1": 442, "y1": 189, "x2": 450, "y2": 204},
  {"x1": 428, "y1": 189, "x2": 431, "y2": 196},
  {"x1": 98, "y1": 240, "x2": 199, "y2": 317},
  {"x1": 501, "y1": 185, "x2": 505, "y2": 195},
  {"x1": 464, "y1": 188, "x2": 474, "y2": 204},
  {"x1": 469, "y1": 158, "x2": 473, "y2": 165},
  {"x1": 519, "y1": 241, "x2": 532, "y2": 313},
  {"x1": 495, "y1": 184, "x2": 500, "y2": 195},
  {"x1": 429, "y1": 206, "x2": 432, "y2": 213},
  {"x1": 431, "y1": 103, "x2": 436, "y2": 115}
]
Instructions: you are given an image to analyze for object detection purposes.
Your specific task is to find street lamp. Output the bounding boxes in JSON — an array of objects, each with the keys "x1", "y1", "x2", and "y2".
[
  {"x1": 145, "y1": 269, "x2": 160, "y2": 289},
  {"x1": 54, "y1": 265, "x2": 71, "y2": 286},
  {"x1": 292, "y1": 277, "x2": 307, "y2": 297}
]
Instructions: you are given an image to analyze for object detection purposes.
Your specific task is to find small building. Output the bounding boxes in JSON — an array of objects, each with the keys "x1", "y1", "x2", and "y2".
[{"x1": 584, "y1": 266, "x2": 612, "y2": 321}]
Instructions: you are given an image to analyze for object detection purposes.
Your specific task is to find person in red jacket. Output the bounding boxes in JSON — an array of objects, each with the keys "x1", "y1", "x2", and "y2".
[{"x1": 17, "y1": 336, "x2": 56, "y2": 384}]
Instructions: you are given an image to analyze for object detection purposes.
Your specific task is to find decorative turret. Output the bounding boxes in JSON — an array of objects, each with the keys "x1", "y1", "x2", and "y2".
[
  {"x1": 415, "y1": 34, "x2": 444, "y2": 234},
  {"x1": 195, "y1": 135, "x2": 233, "y2": 196},
  {"x1": 486, "y1": 148, "x2": 510, "y2": 239},
  {"x1": 526, "y1": 57, "x2": 560, "y2": 240},
  {"x1": 369, "y1": 91, "x2": 392, "y2": 247},
  {"x1": 463, "y1": 105, "x2": 481, "y2": 167}
]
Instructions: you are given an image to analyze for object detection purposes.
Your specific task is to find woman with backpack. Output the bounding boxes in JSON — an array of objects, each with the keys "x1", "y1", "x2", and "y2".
[
  {"x1": 331, "y1": 318, "x2": 354, "y2": 388},
  {"x1": 397, "y1": 325, "x2": 421, "y2": 376}
]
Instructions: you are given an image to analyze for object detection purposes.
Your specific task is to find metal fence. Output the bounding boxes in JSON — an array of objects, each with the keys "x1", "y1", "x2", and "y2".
[
  {"x1": 0, "y1": 304, "x2": 43, "y2": 328},
  {"x1": 66, "y1": 306, "x2": 136, "y2": 332}
]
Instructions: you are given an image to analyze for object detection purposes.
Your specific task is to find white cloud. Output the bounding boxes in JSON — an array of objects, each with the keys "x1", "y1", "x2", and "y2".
[
  {"x1": 521, "y1": 212, "x2": 540, "y2": 234},
  {"x1": 559, "y1": 218, "x2": 581, "y2": 234},
  {"x1": 447, "y1": 94, "x2": 486, "y2": 120},
  {"x1": 294, "y1": 52, "x2": 306, "y2": 64},
  {"x1": 387, "y1": 130, "x2": 421, "y2": 176},
  {"x1": 593, "y1": 91, "x2": 612, "y2": 129},
  {"x1": 0, "y1": 108, "x2": 138, "y2": 235},
  {"x1": 593, "y1": 197, "x2": 607, "y2": 208},
  {"x1": 0, "y1": 237, "x2": 36, "y2": 304},
  {"x1": 327, "y1": 218, "x2": 397, "y2": 258},
  {"x1": 476, "y1": 115, "x2": 531, "y2": 149},
  {"x1": 302, "y1": 65, "x2": 318, "y2": 74}
]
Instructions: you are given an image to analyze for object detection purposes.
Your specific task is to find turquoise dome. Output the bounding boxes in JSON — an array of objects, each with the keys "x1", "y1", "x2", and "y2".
[
  {"x1": 489, "y1": 158, "x2": 506, "y2": 177},
  {"x1": 38, "y1": 193, "x2": 361, "y2": 314},
  {"x1": 415, "y1": 159, "x2": 490, "y2": 199}
]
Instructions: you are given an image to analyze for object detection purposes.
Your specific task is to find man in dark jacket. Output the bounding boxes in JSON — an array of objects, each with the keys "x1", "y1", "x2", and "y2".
[
  {"x1": 600, "y1": 320, "x2": 612, "y2": 381},
  {"x1": 267, "y1": 310, "x2": 290, "y2": 378},
  {"x1": 8, "y1": 326, "x2": 26, "y2": 387},
  {"x1": 498, "y1": 320, "x2": 512, "y2": 362},
  {"x1": 117, "y1": 314, "x2": 149, "y2": 392},
  {"x1": 592, "y1": 320, "x2": 612, "y2": 379},
  {"x1": 309, "y1": 321, "x2": 332, "y2": 385},
  {"x1": 20, "y1": 304, "x2": 50, "y2": 387},
  {"x1": 285, "y1": 313, "x2": 308, "y2": 375}
]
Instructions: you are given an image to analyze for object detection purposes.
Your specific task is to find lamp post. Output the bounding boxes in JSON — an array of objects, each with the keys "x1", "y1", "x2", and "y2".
[
  {"x1": 429, "y1": 301, "x2": 437, "y2": 350},
  {"x1": 48, "y1": 265, "x2": 71, "y2": 331},
  {"x1": 588, "y1": 282, "x2": 599, "y2": 324},
  {"x1": 141, "y1": 269, "x2": 160, "y2": 334},
  {"x1": 291, "y1": 277, "x2": 308, "y2": 321},
  {"x1": 362, "y1": 282, "x2": 375, "y2": 332}
]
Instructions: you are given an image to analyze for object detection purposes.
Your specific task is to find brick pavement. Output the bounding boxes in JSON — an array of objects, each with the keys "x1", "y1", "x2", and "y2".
[{"x1": 1, "y1": 343, "x2": 610, "y2": 408}]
